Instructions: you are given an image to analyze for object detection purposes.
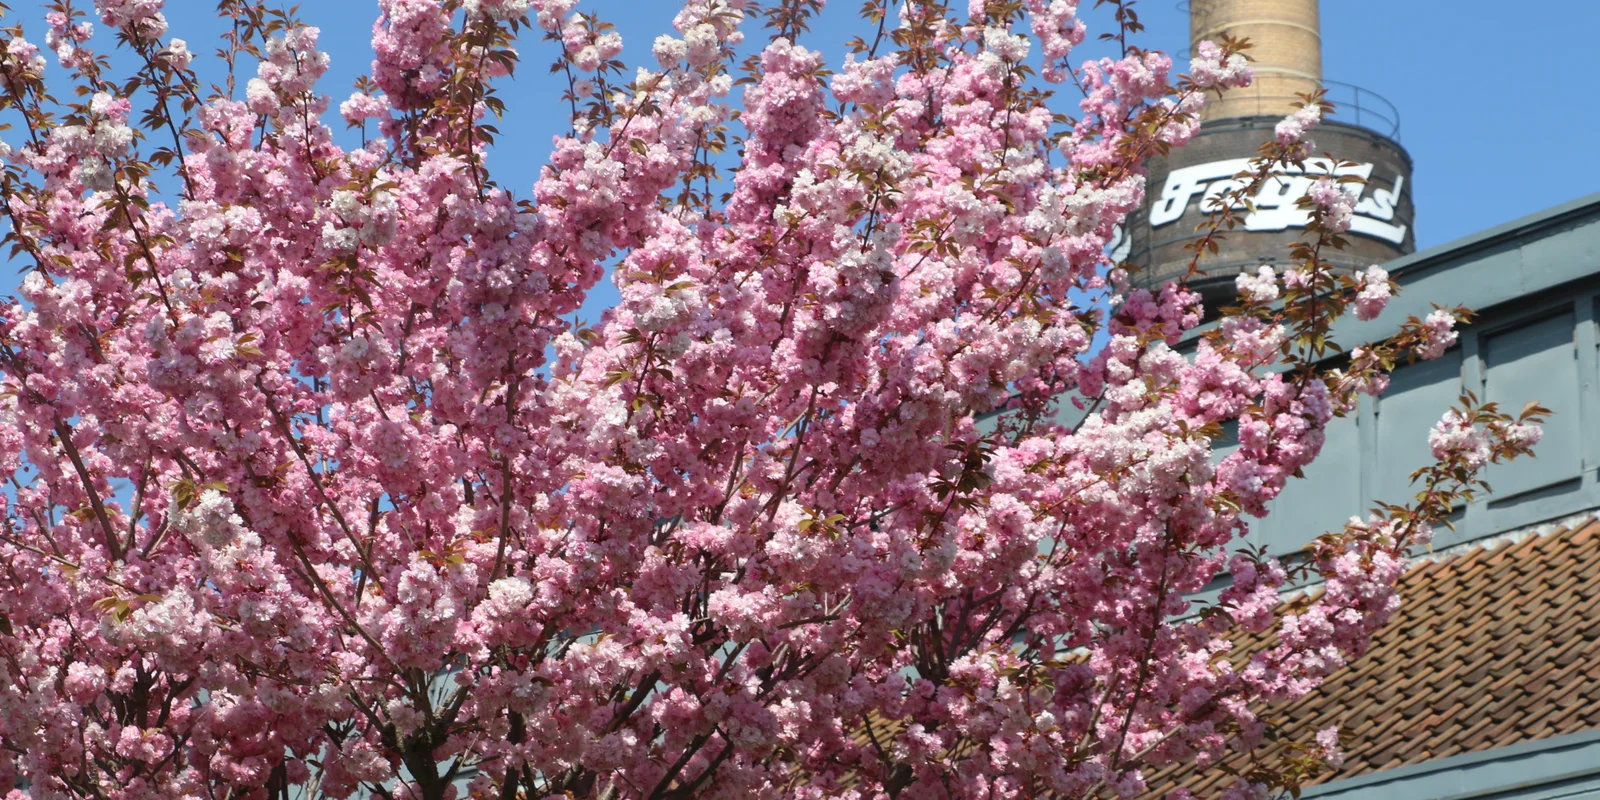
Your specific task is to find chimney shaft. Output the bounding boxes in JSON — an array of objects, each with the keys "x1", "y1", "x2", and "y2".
[
  {"x1": 1191, "y1": 0, "x2": 1322, "y2": 120},
  {"x1": 1123, "y1": 0, "x2": 1413, "y2": 309}
]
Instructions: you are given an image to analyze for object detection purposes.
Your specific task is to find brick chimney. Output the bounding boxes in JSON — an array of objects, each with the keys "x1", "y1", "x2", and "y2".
[
  {"x1": 1191, "y1": 0, "x2": 1322, "y2": 120},
  {"x1": 1119, "y1": 0, "x2": 1415, "y2": 312}
]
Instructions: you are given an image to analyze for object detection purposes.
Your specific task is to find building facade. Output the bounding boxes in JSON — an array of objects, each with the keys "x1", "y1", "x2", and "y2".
[
  {"x1": 1119, "y1": 2, "x2": 1600, "y2": 796},
  {"x1": 1164, "y1": 191, "x2": 1600, "y2": 800}
]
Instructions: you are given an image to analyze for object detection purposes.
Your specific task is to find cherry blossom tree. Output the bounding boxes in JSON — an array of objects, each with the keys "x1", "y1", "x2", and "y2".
[{"x1": 0, "y1": 1, "x2": 1544, "y2": 798}]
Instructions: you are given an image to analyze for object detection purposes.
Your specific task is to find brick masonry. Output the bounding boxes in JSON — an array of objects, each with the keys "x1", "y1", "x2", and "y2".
[
  {"x1": 1191, "y1": 0, "x2": 1323, "y2": 121},
  {"x1": 1125, "y1": 117, "x2": 1416, "y2": 310}
]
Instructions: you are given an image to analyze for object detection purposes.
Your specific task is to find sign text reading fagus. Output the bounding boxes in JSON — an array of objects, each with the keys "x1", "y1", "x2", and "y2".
[{"x1": 1151, "y1": 158, "x2": 1408, "y2": 245}]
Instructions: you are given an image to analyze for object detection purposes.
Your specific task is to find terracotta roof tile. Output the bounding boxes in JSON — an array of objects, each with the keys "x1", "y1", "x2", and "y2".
[{"x1": 1147, "y1": 516, "x2": 1600, "y2": 797}]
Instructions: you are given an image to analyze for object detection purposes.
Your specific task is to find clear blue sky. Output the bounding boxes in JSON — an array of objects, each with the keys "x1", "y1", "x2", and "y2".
[{"x1": 3, "y1": 0, "x2": 1596, "y2": 308}]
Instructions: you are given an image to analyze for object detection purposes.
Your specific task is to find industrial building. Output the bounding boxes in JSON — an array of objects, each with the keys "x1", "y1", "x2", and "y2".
[{"x1": 1127, "y1": 2, "x2": 1600, "y2": 797}]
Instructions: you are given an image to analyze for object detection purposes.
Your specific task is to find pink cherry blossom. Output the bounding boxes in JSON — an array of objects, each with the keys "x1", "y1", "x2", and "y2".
[
  {"x1": 0, "y1": 2, "x2": 1542, "y2": 799},
  {"x1": 1354, "y1": 265, "x2": 1393, "y2": 321},
  {"x1": 1308, "y1": 177, "x2": 1356, "y2": 234},
  {"x1": 1189, "y1": 39, "x2": 1253, "y2": 90},
  {"x1": 1275, "y1": 103, "x2": 1321, "y2": 157},
  {"x1": 1418, "y1": 308, "x2": 1461, "y2": 359}
]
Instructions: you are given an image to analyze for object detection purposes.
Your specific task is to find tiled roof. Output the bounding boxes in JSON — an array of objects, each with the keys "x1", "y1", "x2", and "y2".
[{"x1": 1152, "y1": 515, "x2": 1600, "y2": 796}]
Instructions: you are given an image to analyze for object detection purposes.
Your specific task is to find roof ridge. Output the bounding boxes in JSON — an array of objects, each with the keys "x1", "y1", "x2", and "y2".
[
  {"x1": 1143, "y1": 510, "x2": 1600, "y2": 798},
  {"x1": 1404, "y1": 511, "x2": 1600, "y2": 574}
]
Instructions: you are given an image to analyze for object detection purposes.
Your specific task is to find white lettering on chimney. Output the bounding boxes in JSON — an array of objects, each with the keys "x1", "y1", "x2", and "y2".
[{"x1": 1149, "y1": 158, "x2": 1408, "y2": 246}]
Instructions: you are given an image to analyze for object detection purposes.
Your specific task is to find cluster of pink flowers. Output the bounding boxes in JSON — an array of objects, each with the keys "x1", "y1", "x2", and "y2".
[
  {"x1": 0, "y1": 2, "x2": 1540, "y2": 799},
  {"x1": 1417, "y1": 308, "x2": 1461, "y2": 359},
  {"x1": 1327, "y1": 346, "x2": 1392, "y2": 405},
  {"x1": 1235, "y1": 265, "x2": 1281, "y2": 303},
  {"x1": 1431, "y1": 409, "x2": 1541, "y2": 470},
  {"x1": 1307, "y1": 178, "x2": 1356, "y2": 234},
  {"x1": 1353, "y1": 265, "x2": 1393, "y2": 321},
  {"x1": 1275, "y1": 103, "x2": 1321, "y2": 157},
  {"x1": 1189, "y1": 39, "x2": 1253, "y2": 91},
  {"x1": 1024, "y1": 0, "x2": 1087, "y2": 83}
]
